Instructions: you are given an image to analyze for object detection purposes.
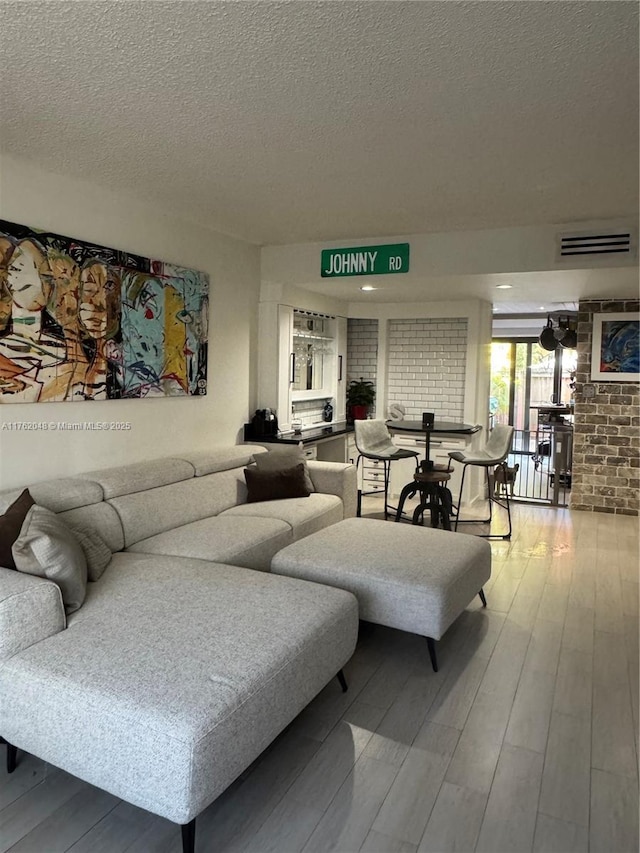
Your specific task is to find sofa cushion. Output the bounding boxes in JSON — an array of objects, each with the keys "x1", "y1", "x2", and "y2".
[
  {"x1": 0, "y1": 488, "x2": 34, "y2": 570},
  {"x1": 0, "y1": 568, "x2": 66, "y2": 663},
  {"x1": 12, "y1": 505, "x2": 87, "y2": 614},
  {"x1": 253, "y1": 446, "x2": 315, "y2": 493},
  {"x1": 110, "y1": 469, "x2": 250, "y2": 548},
  {"x1": 0, "y1": 479, "x2": 103, "y2": 514},
  {"x1": 177, "y1": 445, "x2": 268, "y2": 476},
  {"x1": 245, "y1": 463, "x2": 311, "y2": 503},
  {"x1": 0, "y1": 554, "x2": 359, "y2": 824},
  {"x1": 220, "y1": 492, "x2": 344, "y2": 542},
  {"x1": 58, "y1": 503, "x2": 125, "y2": 554},
  {"x1": 127, "y1": 515, "x2": 293, "y2": 572},
  {"x1": 81, "y1": 458, "x2": 195, "y2": 499}
]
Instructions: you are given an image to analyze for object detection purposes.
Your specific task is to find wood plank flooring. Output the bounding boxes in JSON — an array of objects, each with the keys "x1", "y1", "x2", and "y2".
[{"x1": 1, "y1": 501, "x2": 638, "y2": 852}]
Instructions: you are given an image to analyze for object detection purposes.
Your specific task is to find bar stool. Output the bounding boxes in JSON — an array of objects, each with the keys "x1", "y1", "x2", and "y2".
[
  {"x1": 448, "y1": 424, "x2": 515, "y2": 540},
  {"x1": 394, "y1": 464, "x2": 453, "y2": 528},
  {"x1": 354, "y1": 420, "x2": 420, "y2": 519}
]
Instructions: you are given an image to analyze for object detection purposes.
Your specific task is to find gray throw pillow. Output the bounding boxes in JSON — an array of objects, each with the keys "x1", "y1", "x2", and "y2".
[
  {"x1": 70, "y1": 525, "x2": 112, "y2": 582},
  {"x1": 12, "y1": 505, "x2": 88, "y2": 614},
  {"x1": 253, "y1": 447, "x2": 315, "y2": 492}
]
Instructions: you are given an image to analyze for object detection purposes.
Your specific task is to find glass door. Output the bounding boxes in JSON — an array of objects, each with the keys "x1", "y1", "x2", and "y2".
[
  {"x1": 491, "y1": 340, "x2": 565, "y2": 428},
  {"x1": 490, "y1": 339, "x2": 574, "y2": 505}
]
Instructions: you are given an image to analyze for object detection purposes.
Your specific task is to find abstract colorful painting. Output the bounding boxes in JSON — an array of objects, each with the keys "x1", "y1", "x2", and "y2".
[
  {"x1": 0, "y1": 220, "x2": 208, "y2": 402},
  {"x1": 591, "y1": 312, "x2": 640, "y2": 382}
]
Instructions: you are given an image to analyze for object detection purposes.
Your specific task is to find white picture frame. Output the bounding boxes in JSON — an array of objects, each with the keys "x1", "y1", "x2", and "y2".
[{"x1": 590, "y1": 312, "x2": 640, "y2": 381}]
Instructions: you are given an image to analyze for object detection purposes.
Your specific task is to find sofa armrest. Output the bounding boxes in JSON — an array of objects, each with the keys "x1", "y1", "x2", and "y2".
[
  {"x1": 307, "y1": 462, "x2": 357, "y2": 519},
  {"x1": 0, "y1": 567, "x2": 66, "y2": 663}
]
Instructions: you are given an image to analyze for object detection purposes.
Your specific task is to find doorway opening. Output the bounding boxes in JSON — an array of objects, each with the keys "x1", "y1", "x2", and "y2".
[{"x1": 490, "y1": 339, "x2": 576, "y2": 505}]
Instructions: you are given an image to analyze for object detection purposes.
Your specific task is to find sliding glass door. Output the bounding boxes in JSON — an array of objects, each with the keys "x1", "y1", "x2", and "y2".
[
  {"x1": 490, "y1": 339, "x2": 577, "y2": 504},
  {"x1": 490, "y1": 340, "x2": 575, "y2": 428}
]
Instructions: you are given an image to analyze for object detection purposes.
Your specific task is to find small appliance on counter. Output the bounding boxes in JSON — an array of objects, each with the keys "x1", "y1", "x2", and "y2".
[{"x1": 246, "y1": 408, "x2": 279, "y2": 438}]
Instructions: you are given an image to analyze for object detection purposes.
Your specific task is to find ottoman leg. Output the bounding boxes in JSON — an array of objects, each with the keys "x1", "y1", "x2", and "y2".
[
  {"x1": 426, "y1": 637, "x2": 438, "y2": 672},
  {"x1": 479, "y1": 589, "x2": 487, "y2": 607},
  {"x1": 2, "y1": 739, "x2": 17, "y2": 774},
  {"x1": 181, "y1": 818, "x2": 196, "y2": 853},
  {"x1": 337, "y1": 669, "x2": 349, "y2": 692}
]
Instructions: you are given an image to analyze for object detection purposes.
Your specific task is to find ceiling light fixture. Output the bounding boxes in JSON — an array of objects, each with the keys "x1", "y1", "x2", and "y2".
[
  {"x1": 360, "y1": 285, "x2": 377, "y2": 291},
  {"x1": 495, "y1": 284, "x2": 512, "y2": 289}
]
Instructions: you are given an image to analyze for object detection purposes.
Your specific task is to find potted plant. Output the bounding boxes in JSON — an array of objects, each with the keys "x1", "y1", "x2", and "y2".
[{"x1": 346, "y1": 377, "x2": 376, "y2": 421}]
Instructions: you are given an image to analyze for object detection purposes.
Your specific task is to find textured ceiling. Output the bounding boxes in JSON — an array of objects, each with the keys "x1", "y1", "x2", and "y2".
[{"x1": 1, "y1": 0, "x2": 638, "y2": 247}]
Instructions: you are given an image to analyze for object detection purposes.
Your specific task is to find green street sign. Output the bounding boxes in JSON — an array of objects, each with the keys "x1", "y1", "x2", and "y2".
[{"x1": 321, "y1": 243, "x2": 410, "y2": 277}]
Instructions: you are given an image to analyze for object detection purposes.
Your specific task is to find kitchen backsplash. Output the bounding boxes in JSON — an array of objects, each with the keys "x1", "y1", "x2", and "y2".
[
  {"x1": 290, "y1": 398, "x2": 328, "y2": 427},
  {"x1": 387, "y1": 318, "x2": 467, "y2": 419}
]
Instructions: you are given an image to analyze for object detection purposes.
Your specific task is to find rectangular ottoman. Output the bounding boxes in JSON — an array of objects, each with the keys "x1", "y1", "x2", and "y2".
[{"x1": 271, "y1": 517, "x2": 491, "y2": 671}]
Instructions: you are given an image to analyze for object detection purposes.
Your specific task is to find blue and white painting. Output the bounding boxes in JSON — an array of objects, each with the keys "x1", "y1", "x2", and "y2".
[
  {"x1": 0, "y1": 219, "x2": 209, "y2": 402},
  {"x1": 591, "y1": 312, "x2": 639, "y2": 382}
]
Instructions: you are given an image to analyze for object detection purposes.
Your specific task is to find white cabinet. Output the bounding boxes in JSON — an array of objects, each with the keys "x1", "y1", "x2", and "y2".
[
  {"x1": 291, "y1": 311, "x2": 334, "y2": 400},
  {"x1": 258, "y1": 303, "x2": 347, "y2": 432},
  {"x1": 334, "y1": 316, "x2": 348, "y2": 422},
  {"x1": 347, "y1": 436, "x2": 385, "y2": 491}
]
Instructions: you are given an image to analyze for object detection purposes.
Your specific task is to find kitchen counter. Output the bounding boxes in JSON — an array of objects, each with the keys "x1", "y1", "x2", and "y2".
[
  {"x1": 245, "y1": 420, "x2": 353, "y2": 446},
  {"x1": 244, "y1": 421, "x2": 354, "y2": 463}
]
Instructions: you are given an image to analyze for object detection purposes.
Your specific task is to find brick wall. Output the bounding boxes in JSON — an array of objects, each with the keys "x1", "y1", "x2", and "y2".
[
  {"x1": 387, "y1": 318, "x2": 467, "y2": 419},
  {"x1": 572, "y1": 298, "x2": 639, "y2": 516},
  {"x1": 347, "y1": 318, "x2": 378, "y2": 417}
]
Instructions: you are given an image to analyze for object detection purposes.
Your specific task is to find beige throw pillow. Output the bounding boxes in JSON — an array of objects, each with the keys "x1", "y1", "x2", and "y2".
[
  {"x1": 253, "y1": 447, "x2": 315, "y2": 492},
  {"x1": 12, "y1": 505, "x2": 88, "y2": 614},
  {"x1": 70, "y1": 525, "x2": 112, "y2": 582}
]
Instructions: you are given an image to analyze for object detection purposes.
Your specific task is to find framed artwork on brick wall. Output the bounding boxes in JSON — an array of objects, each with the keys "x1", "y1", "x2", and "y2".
[{"x1": 590, "y1": 312, "x2": 640, "y2": 381}]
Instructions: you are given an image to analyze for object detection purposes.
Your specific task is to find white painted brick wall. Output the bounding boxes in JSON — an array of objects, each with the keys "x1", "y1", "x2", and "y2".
[
  {"x1": 387, "y1": 318, "x2": 467, "y2": 419},
  {"x1": 347, "y1": 318, "x2": 378, "y2": 417},
  {"x1": 291, "y1": 398, "x2": 329, "y2": 427}
]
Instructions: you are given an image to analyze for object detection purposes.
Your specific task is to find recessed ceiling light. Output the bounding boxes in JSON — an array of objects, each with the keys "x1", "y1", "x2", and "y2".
[
  {"x1": 495, "y1": 284, "x2": 512, "y2": 290},
  {"x1": 360, "y1": 285, "x2": 377, "y2": 291},
  {"x1": 539, "y1": 306, "x2": 546, "y2": 310}
]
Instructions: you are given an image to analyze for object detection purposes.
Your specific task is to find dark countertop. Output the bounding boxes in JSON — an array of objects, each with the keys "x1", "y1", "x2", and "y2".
[
  {"x1": 245, "y1": 421, "x2": 354, "y2": 445},
  {"x1": 386, "y1": 419, "x2": 482, "y2": 435}
]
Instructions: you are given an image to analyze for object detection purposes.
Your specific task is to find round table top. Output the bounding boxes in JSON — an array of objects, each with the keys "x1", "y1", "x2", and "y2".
[{"x1": 387, "y1": 419, "x2": 482, "y2": 435}]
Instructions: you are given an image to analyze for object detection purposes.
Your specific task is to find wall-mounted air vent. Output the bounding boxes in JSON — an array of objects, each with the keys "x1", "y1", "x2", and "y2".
[{"x1": 556, "y1": 230, "x2": 634, "y2": 261}]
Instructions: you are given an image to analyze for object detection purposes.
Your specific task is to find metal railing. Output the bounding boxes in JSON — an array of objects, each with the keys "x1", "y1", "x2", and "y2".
[{"x1": 502, "y1": 426, "x2": 572, "y2": 506}]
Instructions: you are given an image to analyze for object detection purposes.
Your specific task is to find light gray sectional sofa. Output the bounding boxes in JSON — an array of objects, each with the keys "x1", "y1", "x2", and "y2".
[{"x1": 0, "y1": 445, "x2": 359, "y2": 853}]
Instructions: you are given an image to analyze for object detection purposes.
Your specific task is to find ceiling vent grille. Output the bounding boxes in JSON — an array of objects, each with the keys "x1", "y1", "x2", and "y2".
[{"x1": 556, "y1": 230, "x2": 633, "y2": 260}]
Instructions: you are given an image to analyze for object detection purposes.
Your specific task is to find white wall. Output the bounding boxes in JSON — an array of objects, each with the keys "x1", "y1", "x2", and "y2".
[
  {"x1": 0, "y1": 155, "x2": 260, "y2": 490},
  {"x1": 348, "y1": 299, "x2": 492, "y2": 432},
  {"x1": 386, "y1": 317, "x2": 468, "y2": 420},
  {"x1": 260, "y1": 219, "x2": 638, "y2": 291},
  {"x1": 259, "y1": 281, "x2": 348, "y2": 317}
]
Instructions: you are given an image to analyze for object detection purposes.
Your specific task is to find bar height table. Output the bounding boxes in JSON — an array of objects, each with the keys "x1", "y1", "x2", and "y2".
[
  {"x1": 386, "y1": 420, "x2": 482, "y2": 526},
  {"x1": 387, "y1": 419, "x2": 482, "y2": 463}
]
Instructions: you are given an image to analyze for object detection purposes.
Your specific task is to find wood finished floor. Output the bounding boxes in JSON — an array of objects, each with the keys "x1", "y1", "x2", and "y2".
[{"x1": 1, "y1": 500, "x2": 638, "y2": 853}]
